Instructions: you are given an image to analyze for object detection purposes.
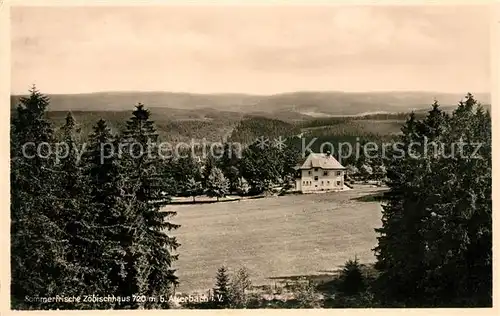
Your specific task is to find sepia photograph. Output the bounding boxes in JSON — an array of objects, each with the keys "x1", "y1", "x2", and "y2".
[{"x1": 7, "y1": 2, "x2": 494, "y2": 310}]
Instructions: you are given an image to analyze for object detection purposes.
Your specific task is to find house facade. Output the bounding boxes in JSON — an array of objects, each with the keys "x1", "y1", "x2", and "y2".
[{"x1": 294, "y1": 152, "x2": 346, "y2": 193}]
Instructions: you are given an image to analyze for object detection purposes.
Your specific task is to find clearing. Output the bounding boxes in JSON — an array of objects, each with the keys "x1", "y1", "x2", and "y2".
[{"x1": 166, "y1": 185, "x2": 385, "y2": 293}]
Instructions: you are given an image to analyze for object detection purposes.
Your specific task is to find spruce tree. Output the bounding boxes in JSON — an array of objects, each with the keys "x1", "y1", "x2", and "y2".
[
  {"x1": 218, "y1": 143, "x2": 241, "y2": 192},
  {"x1": 83, "y1": 119, "x2": 134, "y2": 308},
  {"x1": 213, "y1": 266, "x2": 231, "y2": 308},
  {"x1": 374, "y1": 95, "x2": 492, "y2": 307},
  {"x1": 338, "y1": 257, "x2": 365, "y2": 296},
  {"x1": 172, "y1": 154, "x2": 202, "y2": 196},
  {"x1": 236, "y1": 177, "x2": 250, "y2": 196},
  {"x1": 346, "y1": 165, "x2": 359, "y2": 178},
  {"x1": 54, "y1": 112, "x2": 101, "y2": 305},
  {"x1": 185, "y1": 177, "x2": 203, "y2": 202},
  {"x1": 224, "y1": 166, "x2": 240, "y2": 193},
  {"x1": 202, "y1": 155, "x2": 217, "y2": 187},
  {"x1": 374, "y1": 108, "x2": 443, "y2": 305},
  {"x1": 230, "y1": 267, "x2": 252, "y2": 308},
  {"x1": 11, "y1": 87, "x2": 76, "y2": 309},
  {"x1": 238, "y1": 139, "x2": 299, "y2": 194},
  {"x1": 238, "y1": 142, "x2": 280, "y2": 194},
  {"x1": 206, "y1": 167, "x2": 229, "y2": 201},
  {"x1": 419, "y1": 94, "x2": 492, "y2": 306},
  {"x1": 120, "y1": 103, "x2": 180, "y2": 308},
  {"x1": 416, "y1": 100, "x2": 449, "y2": 141}
]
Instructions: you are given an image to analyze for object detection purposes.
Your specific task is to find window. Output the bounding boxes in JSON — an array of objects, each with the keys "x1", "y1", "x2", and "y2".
[
  {"x1": 308, "y1": 171, "x2": 312, "y2": 175},
  {"x1": 314, "y1": 176, "x2": 318, "y2": 181},
  {"x1": 337, "y1": 181, "x2": 341, "y2": 186},
  {"x1": 321, "y1": 181, "x2": 324, "y2": 185},
  {"x1": 314, "y1": 168, "x2": 319, "y2": 172},
  {"x1": 324, "y1": 171, "x2": 328, "y2": 176},
  {"x1": 337, "y1": 171, "x2": 342, "y2": 176},
  {"x1": 327, "y1": 181, "x2": 330, "y2": 184}
]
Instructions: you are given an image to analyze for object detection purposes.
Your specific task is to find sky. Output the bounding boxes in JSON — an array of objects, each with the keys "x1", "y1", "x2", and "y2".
[{"x1": 11, "y1": 5, "x2": 492, "y2": 95}]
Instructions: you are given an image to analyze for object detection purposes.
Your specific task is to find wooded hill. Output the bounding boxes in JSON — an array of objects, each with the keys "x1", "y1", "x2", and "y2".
[
  {"x1": 11, "y1": 91, "x2": 490, "y2": 116},
  {"x1": 12, "y1": 90, "x2": 490, "y2": 147}
]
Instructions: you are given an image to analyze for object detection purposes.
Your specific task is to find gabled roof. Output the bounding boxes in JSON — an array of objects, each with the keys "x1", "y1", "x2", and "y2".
[{"x1": 296, "y1": 153, "x2": 346, "y2": 170}]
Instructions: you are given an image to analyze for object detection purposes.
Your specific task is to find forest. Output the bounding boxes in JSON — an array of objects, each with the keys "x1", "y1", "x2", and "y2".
[{"x1": 10, "y1": 88, "x2": 491, "y2": 308}]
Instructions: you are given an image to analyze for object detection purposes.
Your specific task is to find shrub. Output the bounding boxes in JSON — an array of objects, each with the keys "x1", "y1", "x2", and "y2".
[
  {"x1": 230, "y1": 267, "x2": 252, "y2": 308},
  {"x1": 293, "y1": 278, "x2": 322, "y2": 308},
  {"x1": 338, "y1": 257, "x2": 365, "y2": 296}
]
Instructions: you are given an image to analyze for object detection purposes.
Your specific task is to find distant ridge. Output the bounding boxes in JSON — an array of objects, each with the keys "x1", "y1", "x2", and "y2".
[{"x1": 10, "y1": 91, "x2": 491, "y2": 116}]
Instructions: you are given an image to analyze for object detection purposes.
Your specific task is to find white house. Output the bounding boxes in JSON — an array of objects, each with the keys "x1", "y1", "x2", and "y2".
[{"x1": 294, "y1": 152, "x2": 346, "y2": 193}]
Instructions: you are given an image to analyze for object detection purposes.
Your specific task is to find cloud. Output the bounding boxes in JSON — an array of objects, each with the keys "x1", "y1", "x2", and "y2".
[{"x1": 11, "y1": 5, "x2": 490, "y2": 94}]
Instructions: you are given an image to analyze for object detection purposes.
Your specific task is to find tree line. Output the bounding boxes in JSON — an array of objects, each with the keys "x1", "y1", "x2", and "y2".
[
  {"x1": 192, "y1": 94, "x2": 492, "y2": 309},
  {"x1": 11, "y1": 88, "x2": 179, "y2": 309},
  {"x1": 374, "y1": 93, "x2": 492, "y2": 306},
  {"x1": 10, "y1": 87, "x2": 301, "y2": 309},
  {"x1": 11, "y1": 88, "x2": 491, "y2": 308},
  {"x1": 162, "y1": 137, "x2": 300, "y2": 199}
]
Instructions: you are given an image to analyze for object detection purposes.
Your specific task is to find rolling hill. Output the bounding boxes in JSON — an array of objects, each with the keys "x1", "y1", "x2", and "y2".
[
  {"x1": 11, "y1": 90, "x2": 490, "y2": 146},
  {"x1": 10, "y1": 91, "x2": 491, "y2": 117}
]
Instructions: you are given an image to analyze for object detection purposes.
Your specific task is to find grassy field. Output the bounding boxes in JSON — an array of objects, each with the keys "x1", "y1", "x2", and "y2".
[{"x1": 166, "y1": 186, "x2": 385, "y2": 293}]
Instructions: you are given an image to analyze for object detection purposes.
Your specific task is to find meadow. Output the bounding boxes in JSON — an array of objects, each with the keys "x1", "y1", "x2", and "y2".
[{"x1": 168, "y1": 185, "x2": 386, "y2": 293}]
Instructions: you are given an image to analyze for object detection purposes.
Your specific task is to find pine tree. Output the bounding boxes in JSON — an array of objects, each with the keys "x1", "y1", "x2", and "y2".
[
  {"x1": 230, "y1": 267, "x2": 252, "y2": 308},
  {"x1": 359, "y1": 164, "x2": 373, "y2": 182},
  {"x1": 374, "y1": 108, "x2": 441, "y2": 305},
  {"x1": 224, "y1": 166, "x2": 240, "y2": 193},
  {"x1": 346, "y1": 164, "x2": 359, "y2": 177},
  {"x1": 218, "y1": 143, "x2": 241, "y2": 192},
  {"x1": 85, "y1": 119, "x2": 123, "y2": 206},
  {"x1": 373, "y1": 164, "x2": 387, "y2": 182},
  {"x1": 83, "y1": 119, "x2": 134, "y2": 308},
  {"x1": 218, "y1": 142, "x2": 240, "y2": 168},
  {"x1": 238, "y1": 144, "x2": 269, "y2": 193},
  {"x1": 418, "y1": 94, "x2": 492, "y2": 306},
  {"x1": 374, "y1": 95, "x2": 492, "y2": 307},
  {"x1": 202, "y1": 155, "x2": 217, "y2": 187},
  {"x1": 159, "y1": 156, "x2": 181, "y2": 198},
  {"x1": 338, "y1": 257, "x2": 365, "y2": 296},
  {"x1": 206, "y1": 167, "x2": 229, "y2": 201},
  {"x1": 185, "y1": 177, "x2": 203, "y2": 202},
  {"x1": 172, "y1": 154, "x2": 202, "y2": 196},
  {"x1": 400, "y1": 112, "x2": 419, "y2": 144},
  {"x1": 120, "y1": 103, "x2": 180, "y2": 308},
  {"x1": 53, "y1": 112, "x2": 102, "y2": 305},
  {"x1": 236, "y1": 177, "x2": 250, "y2": 196},
  {"x1": 238, "y1": 142, "x2": 286, "y2": 194},
  {"x1": 416, "y1": 100, "x2": 449, "y2": 141},
  {"x1": 11, "y1": 87, "x2": 76, "y2": 309},
  {"x1": 213, "y1": 266, "x2": 231, "y2": 308}
]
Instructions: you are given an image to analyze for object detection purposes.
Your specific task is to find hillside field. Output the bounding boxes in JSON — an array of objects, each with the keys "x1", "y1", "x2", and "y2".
[{"x1": 167, "y1": 185, "x2": 385, "y2": 293}]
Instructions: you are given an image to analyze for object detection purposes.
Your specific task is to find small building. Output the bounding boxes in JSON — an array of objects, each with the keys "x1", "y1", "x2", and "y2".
[{"x1": 294, "y1": 152, "x2": 346, "y2": 193}]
